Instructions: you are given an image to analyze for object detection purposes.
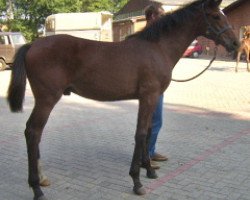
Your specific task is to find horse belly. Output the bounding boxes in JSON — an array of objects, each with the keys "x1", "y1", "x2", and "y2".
[{"x1": 72, "y1": 76, "x2": 138, "y2": 101}]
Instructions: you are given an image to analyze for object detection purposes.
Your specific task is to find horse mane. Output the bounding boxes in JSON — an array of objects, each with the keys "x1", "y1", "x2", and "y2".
[{"x1": 130, "y1": 0, "x2": 204, "y2": 42}]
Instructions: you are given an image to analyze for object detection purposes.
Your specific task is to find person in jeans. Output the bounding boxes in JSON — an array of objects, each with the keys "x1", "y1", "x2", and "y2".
[{"x1": 144, "y1": 4, "x2": 168, "y2": 169}]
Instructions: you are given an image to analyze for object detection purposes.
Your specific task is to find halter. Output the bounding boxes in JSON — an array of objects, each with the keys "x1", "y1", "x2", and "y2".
[
  {"x1": 202, "y1": 3, "x2": 232, "y2": 43},
  {"x1": 171, "y1": 46, "x2": 217, "y2": 82},
  {"x1": 172, "y1": 3, "x2": 225, "y2": 83},
  {"x1": 171, "y1": 3, "x2": 233, "y2": 82}
]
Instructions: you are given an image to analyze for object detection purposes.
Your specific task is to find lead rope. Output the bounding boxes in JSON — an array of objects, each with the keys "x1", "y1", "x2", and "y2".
[{"x1": 171, "y1": 46, "x2": 218, "y2": 82}]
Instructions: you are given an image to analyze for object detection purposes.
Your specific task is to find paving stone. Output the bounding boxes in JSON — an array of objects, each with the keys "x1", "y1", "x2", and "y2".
[{"x1": 0, "y1": 58, "x2": 249, "y2": 199}]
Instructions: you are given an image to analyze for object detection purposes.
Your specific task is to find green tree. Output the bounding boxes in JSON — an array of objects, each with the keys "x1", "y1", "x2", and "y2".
[
  {"x1": 7, "y1": 0, "x2": 85, "y2": 41},
  {"x1": 80, "y1": 0, "x2": 128, "y2": 13},
  {"x1": 0, "y1": 0, "x2": 128, "y2": 41},
  {"x1": 81, "y1": 0, "x2": 112, "y2": 12},
  {"x1": 112, "y1": 0, "x2": 129, "y2": 13},
  {"x1": 0, "y1": 0, "x2": 6, "y2": 14}
]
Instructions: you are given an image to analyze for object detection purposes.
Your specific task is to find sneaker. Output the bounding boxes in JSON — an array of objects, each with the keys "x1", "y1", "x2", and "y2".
[{"x1": 151, "y1": 152, "x2": 168, "y2": 162}]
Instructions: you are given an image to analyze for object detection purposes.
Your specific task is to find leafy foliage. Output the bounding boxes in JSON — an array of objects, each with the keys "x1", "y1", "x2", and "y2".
[{"x1": 0, "y1": 0, "x2": 128, "y2": 41}]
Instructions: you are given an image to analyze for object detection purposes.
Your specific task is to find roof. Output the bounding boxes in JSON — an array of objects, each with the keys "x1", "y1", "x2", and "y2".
[
  {"x1": 156, "y1": 0, "x2": 236, "y2": 7},
  {"x1": 223, "y1": 0, "x2": 247, "y2": 13},
  {"x1": 115, "y1": 0, "x2": 238, "y2": 20},
  {"x1": 115, "y1": 0, "x2": 162, "y2": 19},
  {"x1": 153, "y1": 0, "x2": 193, "y2": 6}
]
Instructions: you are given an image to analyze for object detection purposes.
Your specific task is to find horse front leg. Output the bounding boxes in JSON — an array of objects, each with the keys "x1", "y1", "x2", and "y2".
[
  {"x1": 246, "y1": 51, "x2": 250, "y2": 72},
  {"x1": 141, "y1": 127, "x2": 158, "y2": 179},
  {"x1": 129, "y1": 129, "x2": 147, "y2": 195},
  {"x1": 129, "y1": 94, "x2": 159, "y2": 195},
  {"x1": 235, "y1": 51, "x2": 241, "y2": 72}
]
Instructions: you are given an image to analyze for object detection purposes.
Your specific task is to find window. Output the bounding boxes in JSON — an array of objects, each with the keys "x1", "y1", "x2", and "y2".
[
  {"x1": 11, "y1": 34, "x2": 26, "y2": 44},
  {"x1": 0, "y1": 35, "x2": 10, "y2": 45},
  {"x1": 0, "y1": 36, "x2": 5, "y2": 44}
]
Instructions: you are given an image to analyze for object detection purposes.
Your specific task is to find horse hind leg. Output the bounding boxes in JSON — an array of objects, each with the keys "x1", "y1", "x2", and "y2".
[
  {"x1": 38, "y1": 153, "x2": 50, "y2": 187},
  {"x1": 25, "y1": 96, "x2": 61, "y2": 200},
  {"x1": 33, "y1": 146, "x2": 50, "y2": 187}
]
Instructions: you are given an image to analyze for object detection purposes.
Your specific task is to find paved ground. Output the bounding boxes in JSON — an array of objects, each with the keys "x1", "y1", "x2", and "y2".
[{"x1": 0, "y1": 58, "x2": 249, "y2": 200}]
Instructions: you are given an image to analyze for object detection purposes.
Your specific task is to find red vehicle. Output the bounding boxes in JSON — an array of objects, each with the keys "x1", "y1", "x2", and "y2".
[{"x1": 183, "y1": 40, "x2": 202, "y2": 58}]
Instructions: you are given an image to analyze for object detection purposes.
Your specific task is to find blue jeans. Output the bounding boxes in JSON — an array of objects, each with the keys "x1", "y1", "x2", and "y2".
[{"x1": 148, "y1": 95, "x2": 163, "y2": 157}]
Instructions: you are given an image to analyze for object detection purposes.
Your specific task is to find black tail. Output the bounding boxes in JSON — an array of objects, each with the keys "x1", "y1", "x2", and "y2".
[{"x1": 7, "y1": 43, "x2": 31, "y2": 112}]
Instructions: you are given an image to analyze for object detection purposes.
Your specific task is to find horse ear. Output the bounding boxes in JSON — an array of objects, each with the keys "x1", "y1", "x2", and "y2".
[{"x1": 206, "y1": 0, "x2": 222, "y2": 8}]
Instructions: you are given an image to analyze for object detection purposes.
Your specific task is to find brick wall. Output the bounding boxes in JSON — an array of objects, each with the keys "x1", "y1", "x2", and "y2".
[
  {"x1": 113, "y1": 17, "x2": 146, "y2": 42},
  {"x1": 113, "y1": 20, "x2": 133, "y2": 42}
]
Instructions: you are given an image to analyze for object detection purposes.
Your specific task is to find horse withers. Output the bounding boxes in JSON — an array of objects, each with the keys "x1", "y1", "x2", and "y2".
[{"x1": 7, "y1": 0, "x2": 239, "y2": 199}]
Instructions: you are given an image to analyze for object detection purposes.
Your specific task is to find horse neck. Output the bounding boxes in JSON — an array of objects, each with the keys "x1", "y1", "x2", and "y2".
[{"x1": 157, "y1": 13, "x2": 203, "y2": 67}]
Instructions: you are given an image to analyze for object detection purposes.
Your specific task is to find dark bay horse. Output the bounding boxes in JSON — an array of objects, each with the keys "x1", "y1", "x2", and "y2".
[
  {"x1": 7, "y1": 0, "x2": 239, "y2": 199},
  {"x1": 236, "y1": 38, "x2": 250, "y2": 72}
]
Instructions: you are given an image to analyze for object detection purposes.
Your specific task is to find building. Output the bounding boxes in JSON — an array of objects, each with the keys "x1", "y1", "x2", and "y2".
[
  {"x1": 113, "y1": 0, "x2": 162, "y2": 41},
  {"x1": 198, "y1": 0, "x2": 250, "y2": 58},
  {"x1": 113, "y1": 0, "x2": 235, "y2": 43},
  {"x1": 113, "y1": 0, "x2": 189, "y2": 41}
]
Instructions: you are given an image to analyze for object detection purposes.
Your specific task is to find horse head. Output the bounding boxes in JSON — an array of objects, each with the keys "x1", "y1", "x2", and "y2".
[{"x1": 201, "y1": 0, "x2": 239, "y2": 52}]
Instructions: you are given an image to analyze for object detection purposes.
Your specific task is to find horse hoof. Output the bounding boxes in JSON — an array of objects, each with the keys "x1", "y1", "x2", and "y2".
[
  {"x1": 133, "y1": 186, "x2": 146, "y2": 195},
  {"x1": 39, "y1": 196, "x2": 48, "y2": 200},
  {"x1": 34, "y1": 195, "x2": 48, "y2": 200},
  {"x1": 147, "y1": 170, "x2": 158, "y2": 179}
]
